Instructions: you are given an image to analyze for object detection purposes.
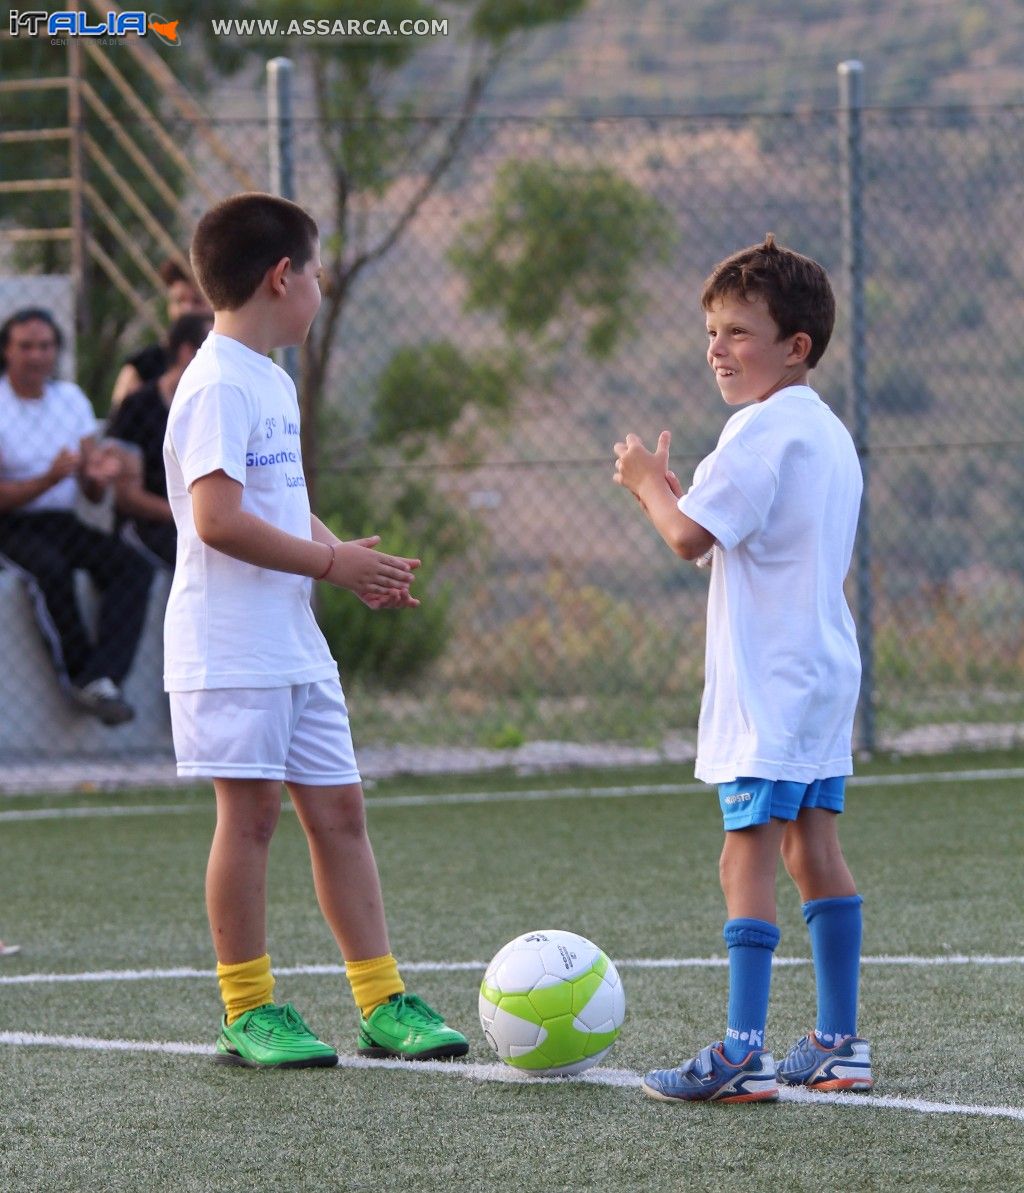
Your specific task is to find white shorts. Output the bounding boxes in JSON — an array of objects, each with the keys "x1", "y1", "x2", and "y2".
[{"x1": 169, "y1": 677, "x2": 361, "y2": 785}]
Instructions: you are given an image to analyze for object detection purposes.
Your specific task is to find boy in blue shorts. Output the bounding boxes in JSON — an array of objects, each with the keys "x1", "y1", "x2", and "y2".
[
  {"x1": 614, "y1": 235, "x2": 872, "y2": 1103},
  {"x1": 164, "y1": 192, "x2": 468, "y2": 1068}
]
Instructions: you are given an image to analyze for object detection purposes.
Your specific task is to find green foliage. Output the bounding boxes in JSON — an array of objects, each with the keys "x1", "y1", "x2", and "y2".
[
  {"x1": 313, "y1": 462, "x2": 478, "y2": 688},
  {"x1": 875, "y1": 576, "x2": 1024, "y2": 689},
  {"x1": 448, "y1": 570, "x2": 704, "y2": 698},
  {"x1": 452, "y1": 161, "x2": 675, "y2": 358},
  {"x1": 372, "y1": 340, "x2": 518, "y2": 452},
  {"x1": 486, "y1": 722, "x2": 527, "y2": 748},
  {"x1": 269, "y1": 0, "x2": 440, "y2": 198},
  {"x1": 317, "y1": 510, "x2": 453, "y2": 685}
]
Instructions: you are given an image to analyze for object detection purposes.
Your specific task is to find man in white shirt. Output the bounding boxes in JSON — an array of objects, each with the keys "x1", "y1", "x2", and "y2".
[{"x1": 0, "y1": 308, "x2": 153, "y2": 724}]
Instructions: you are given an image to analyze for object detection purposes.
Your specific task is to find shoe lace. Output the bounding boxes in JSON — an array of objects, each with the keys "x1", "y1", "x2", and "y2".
[
  {"x1": 390, "y1": 993, "x2": 443, "y2": 1029},
  {"x1": 253, "y1": 1002, "x2": 315, "y2": 1037}
]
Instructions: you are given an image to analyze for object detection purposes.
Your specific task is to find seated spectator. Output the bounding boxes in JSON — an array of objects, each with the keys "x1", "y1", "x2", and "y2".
[
  {"x1": 108, "y1": 312, "x2": 212, "y2": 568},
  {"x1": 0, "y1": 308, "x2": 154, "y2": 726},
  {"x1": 109, "y1": 258, "x2": 211, "y2": 408}
]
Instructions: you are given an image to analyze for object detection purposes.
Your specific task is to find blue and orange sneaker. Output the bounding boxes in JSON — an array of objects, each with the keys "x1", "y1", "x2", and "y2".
[
  {"x1": 777, "y1": 1033, "x2": 873, "y2": 1091},
  {"x1": 642, "y1": 1042, "x2": 779, "y2": 1103}
]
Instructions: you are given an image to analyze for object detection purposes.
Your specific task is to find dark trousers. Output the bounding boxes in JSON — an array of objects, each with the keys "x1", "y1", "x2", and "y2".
[
  {"x1": 129, "y1": 519, "x2": 176, "y2": 569},
  {"x1": 0, "y1": 509, "x2": 154, "y2": 687}
]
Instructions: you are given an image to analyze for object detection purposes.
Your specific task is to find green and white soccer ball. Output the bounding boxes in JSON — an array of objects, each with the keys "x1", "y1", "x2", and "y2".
[{"x1": 479, "y1": 929, "x2": 626, "y2": 1077}]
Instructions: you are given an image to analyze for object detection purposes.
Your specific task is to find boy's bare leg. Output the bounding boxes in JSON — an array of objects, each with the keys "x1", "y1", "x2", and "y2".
[
  {"x1": 777, "y1": 807, "x2": 868, "y2": 1089},
  {"x1": 781, "y1": 807, "x2": 858, "y2": 900},
  {"x1": 693, "y1": 819, "x2": 789, "y2": 1074},
  {"x1": 718, "y1": 819, "x2": 788, "y2": 920},
  {"x1": 287, "y1": 780, "x2": 469, "y2": 1060},
  {"x1": 286, "y1": 781, "x2": 390, "y2": 961},
  {"x1": 207, "y1": 778, "x2": 283, "y2": 964}
]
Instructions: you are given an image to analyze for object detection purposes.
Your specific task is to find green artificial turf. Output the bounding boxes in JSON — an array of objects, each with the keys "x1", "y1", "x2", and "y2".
[{"x1": 1, "y1": 751, "x2": 1022, "y2": 1191}]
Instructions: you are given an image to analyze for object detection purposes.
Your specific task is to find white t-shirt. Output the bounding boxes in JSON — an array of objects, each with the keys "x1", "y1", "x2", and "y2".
[
  {"x1": 679, "y1": 385, "x2": 863, "y2": 784},
  {"x1": 162, "y1": 332, "x2": 337, "y2": 691},
  {"x1": 0, "y1": 376, "x2": 97, "y2": 512}
]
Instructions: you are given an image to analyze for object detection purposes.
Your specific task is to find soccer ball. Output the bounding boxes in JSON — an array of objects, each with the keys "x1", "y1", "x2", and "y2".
[{"x1": 479, "y1": 929, "x2": 626, "y2": 1077}]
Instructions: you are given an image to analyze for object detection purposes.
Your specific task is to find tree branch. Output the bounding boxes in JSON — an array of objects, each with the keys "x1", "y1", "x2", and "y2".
[{"x1": 343, "y1": 47, "x2": 505, "y2": 290}]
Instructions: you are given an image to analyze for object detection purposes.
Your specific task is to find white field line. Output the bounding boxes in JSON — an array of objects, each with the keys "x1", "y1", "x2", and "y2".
[
  {"x1": 2, "y1": 954, "x2": 1022, "y2": 987},
  {"x1": 1, "y1": 1029, "x2": 1022, "y2": 1122},
  {"x1": 2, "y1": 765, "x2": 1024, "y2": 824}
]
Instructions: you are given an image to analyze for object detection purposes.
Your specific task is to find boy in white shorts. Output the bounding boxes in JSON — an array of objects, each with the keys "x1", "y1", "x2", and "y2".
[
  {"x1": 614, "y1": 235, "x2": 872, "y2": 1103},
  {"x1": 164, "y1": 192, "x2": 468, "y2": 1068}
]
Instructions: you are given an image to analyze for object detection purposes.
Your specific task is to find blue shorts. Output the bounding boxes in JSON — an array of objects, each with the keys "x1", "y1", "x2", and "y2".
[{"x1": 717, "y1": 776, "x2": 846, "y2": 831}]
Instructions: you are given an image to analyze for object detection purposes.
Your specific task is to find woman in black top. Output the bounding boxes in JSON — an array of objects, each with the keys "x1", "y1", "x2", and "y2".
[
  {"x1": 107, "y1": 312, "x2": 211, "y2": 567},
  {"x1": 109, "y1": 258, "x2": 210, "y2": 408}
]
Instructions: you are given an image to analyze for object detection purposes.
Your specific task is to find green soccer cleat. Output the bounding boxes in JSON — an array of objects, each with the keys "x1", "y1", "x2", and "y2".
[
  {"x1": 215, "y1": 1002, "x2": 338, "y2": 1069},
  {"x1": 358, "y1": 993, "x2": 469, "y2": 1061}
]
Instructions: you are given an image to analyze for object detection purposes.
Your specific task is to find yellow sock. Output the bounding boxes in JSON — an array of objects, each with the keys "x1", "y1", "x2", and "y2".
[
  {"x1": 217, "y1": 953, "x2": 275, "y2": 1024},
  {"x1": 345, "y1": 953, "x2": 404, "y2": 1017}
]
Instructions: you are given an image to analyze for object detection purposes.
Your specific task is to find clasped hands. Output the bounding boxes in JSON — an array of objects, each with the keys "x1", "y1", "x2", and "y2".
[{"x1": 325, "y1": 535, "x2": 421, "y2": 611}]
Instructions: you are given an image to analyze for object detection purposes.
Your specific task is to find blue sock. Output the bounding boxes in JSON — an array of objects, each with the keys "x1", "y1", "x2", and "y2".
[
  {"x1": 803, "y1": 894, "x2": 863, "y2": 1044},
  {"x1": 722, "y1": 917, "x2": 780, "y2": 1063}
]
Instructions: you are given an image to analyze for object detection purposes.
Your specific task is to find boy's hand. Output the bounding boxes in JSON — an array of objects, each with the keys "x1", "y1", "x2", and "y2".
[
  {"x1": 327, "y1": 535, "x2": 420, "y2": 597},
  {"x1": 613, "y1": 430, "x2": 673, "y2": 503},
  {"x1": 358, "y1": 588, "x2": 421, "y2": 611}
]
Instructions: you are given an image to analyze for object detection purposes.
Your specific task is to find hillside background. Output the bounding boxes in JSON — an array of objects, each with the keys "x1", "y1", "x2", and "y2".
[
  {"x1": 202, "y1": 0, "x2": 1024, "y2": 118},
  {"x1": 2, "y1": 0, "x2": 1022, "y2": 757}
]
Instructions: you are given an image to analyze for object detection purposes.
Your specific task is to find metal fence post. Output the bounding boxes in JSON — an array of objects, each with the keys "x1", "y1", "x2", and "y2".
[
  {"x1": 267, "y1": 57, "x2": 298, "y2": 382},
  {"x1": 67, "y1": 36, "x2": 87, "y2": 339},
  {"x1": 838, "y1": 60, "x2": 875, "y2": 755}
]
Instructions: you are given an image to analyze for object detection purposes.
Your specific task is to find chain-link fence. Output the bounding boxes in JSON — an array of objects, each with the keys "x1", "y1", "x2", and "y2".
[{"x1": 2, "y1": 92, "x2": 1023, "y2": 777}]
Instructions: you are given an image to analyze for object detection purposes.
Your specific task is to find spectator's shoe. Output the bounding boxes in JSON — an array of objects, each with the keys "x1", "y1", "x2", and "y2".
[
  {"x1": 0, "y1": 942, "x2": 21, "y2": 958},
  {"x1": 642, "y1": 1042, "x2": 779, "y2": 1103},
  {"x1": 778, "y1": 1033, "x2": 873, "y2": 1091},
  {"x1": 358, "y1": 993, "x2": 469, "y2": 1060},
  {"x1": 70, "y1": 677, "x2": 135, "y2": 726},
  {"x1": 214, "y1": 1002, "x2": 338, "y2": 1069}
]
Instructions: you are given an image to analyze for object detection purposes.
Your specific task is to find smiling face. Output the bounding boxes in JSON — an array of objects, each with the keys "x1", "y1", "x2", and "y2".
[{"x1": 705, "y1": 291, "x2": 810, "y2": 406}]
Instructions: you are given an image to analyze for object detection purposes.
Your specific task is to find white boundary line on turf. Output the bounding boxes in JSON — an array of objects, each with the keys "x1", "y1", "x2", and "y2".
[
  {"x1": 2, "y1": 765, "x2": 1024, "y2": 824},
  {"x1": 1, "y1": 1030, "x2": 1022, "y2": 1122},
  {"x1": 2, "y1": 954, "x2": 1022, "y2": 986}
]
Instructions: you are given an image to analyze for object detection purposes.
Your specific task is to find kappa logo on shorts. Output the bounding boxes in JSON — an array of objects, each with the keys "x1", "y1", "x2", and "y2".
[{"x1": 723, "y1": 791, "x2": 753, "y2": 806}]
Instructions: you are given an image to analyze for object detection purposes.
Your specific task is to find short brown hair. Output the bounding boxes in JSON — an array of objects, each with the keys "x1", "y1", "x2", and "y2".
[
  {"x1": 190, "y1": 193, "x2": 319, "y2": 312},
  {"x1": 701, "y1": 234, "x2": 835, "y2": 368}
]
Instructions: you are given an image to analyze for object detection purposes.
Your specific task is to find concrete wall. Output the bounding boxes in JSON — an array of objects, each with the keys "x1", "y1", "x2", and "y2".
[{"x1": 0, "y1": 566, "x2": 173, "y2": 760}]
